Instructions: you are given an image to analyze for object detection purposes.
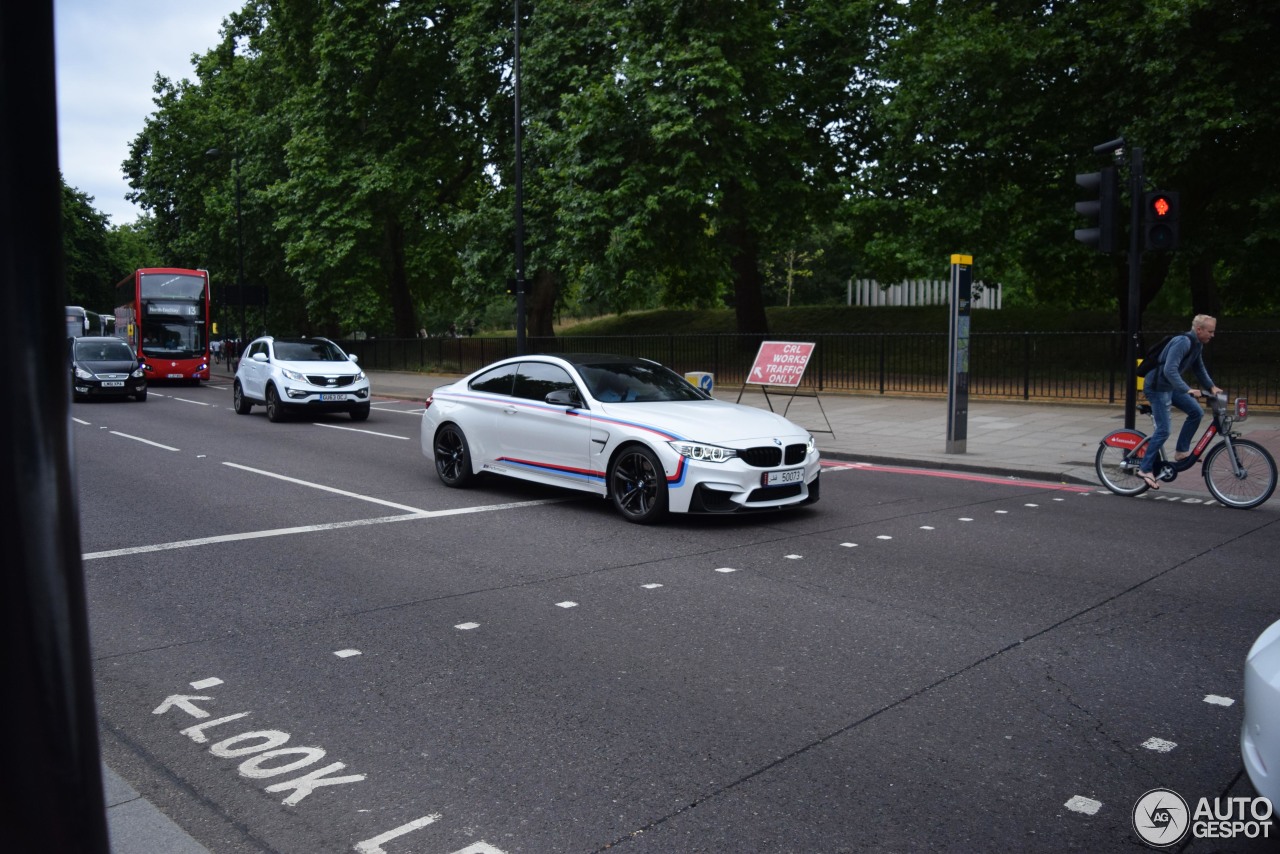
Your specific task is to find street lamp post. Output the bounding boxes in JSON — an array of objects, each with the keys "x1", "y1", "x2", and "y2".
[
  {"x1": 513, "y1": 0, "x2": 526, "y2": 355},
  {"x1": 205, "y1": 147, "x2": 246, "y2": 356}
]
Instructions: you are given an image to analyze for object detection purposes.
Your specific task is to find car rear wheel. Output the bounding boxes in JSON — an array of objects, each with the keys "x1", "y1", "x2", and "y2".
[
  {"x1": 233, "y1": 381, "x2": 252, "y2": 414},
  {"x1": 266, "y1": 385, "x2": 287, "y2": 422},
  {"x1": 434, "y1": 424, "x2": 474, "y2": 487},
  {"x1": 609, "y1": 444, "x2": 668, "y2": 524},
  {"x1": 350, "y1": 404, "x2": 370, "y2": 422}
]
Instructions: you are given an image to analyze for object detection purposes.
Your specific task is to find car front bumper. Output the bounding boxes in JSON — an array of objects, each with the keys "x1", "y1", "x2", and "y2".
[
  {"x1": 280, "y1": 384, "x2": 371, "y2": 409},
  {"x1": 668, "y1": 453, "x2": 822, "y2": 514},
  {"x1": 73, "y1": 379, "x2": 146, "y2": 397}
]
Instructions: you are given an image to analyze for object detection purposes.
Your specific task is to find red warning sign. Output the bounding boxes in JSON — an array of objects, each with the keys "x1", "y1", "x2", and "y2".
[{"x1": 746, "y1": 341, "x2": 814, "y2": 387}]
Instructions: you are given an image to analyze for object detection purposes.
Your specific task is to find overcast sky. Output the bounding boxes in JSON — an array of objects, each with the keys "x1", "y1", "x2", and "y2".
[{"x1": 54, "y1": 0, "x2": 240, "y2": 225}]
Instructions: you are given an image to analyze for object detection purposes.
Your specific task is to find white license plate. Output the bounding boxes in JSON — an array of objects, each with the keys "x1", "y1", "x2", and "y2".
[
  {"x1": 764, "y1": 468, "x2": 804, "y2": 486},
  {"x1": 167, "y1": 373, "x2": 183, "y2": 379},
  {"x1": 101, "y1": 381, "x2": 125, "y2": 388},
  {"x1": 320, "y1": 393, "x2": 345, "y2": 401}
]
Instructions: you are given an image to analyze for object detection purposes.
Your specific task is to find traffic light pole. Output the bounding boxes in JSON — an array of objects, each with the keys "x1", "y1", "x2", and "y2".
[{"x1": 1124, "y1": 146, "x2": 1143, "y2": 430}]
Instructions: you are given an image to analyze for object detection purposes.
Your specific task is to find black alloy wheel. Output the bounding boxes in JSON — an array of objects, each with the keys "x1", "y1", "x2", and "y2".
[
  {"x1": 609, "y1": 444, "x2": 669, "y2": 524},
  {"x1": 434, "y1": 424, "x2": 474, "y2": 487}
]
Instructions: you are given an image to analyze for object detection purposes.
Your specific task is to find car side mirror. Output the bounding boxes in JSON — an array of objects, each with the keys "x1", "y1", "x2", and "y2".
[
  {"x1": 252, "y1": 352, "x2": 268, "y2": 363},
  {"x1": 348, "y1": 353, "x2": 359, "y2": 363},
  {"x1": 545, "y1": 388, "x2": 581, "y2": 408}
]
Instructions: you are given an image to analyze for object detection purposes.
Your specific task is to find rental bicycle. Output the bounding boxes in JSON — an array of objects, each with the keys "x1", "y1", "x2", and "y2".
[{"x1": 1095, "y1": 392, "x2": 1277, "y2": 509}]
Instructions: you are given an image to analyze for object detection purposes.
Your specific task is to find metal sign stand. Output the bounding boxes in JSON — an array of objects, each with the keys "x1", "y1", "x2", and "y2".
[{"x1": 734, "y1": 341, "x2": 834, "y2": 435}]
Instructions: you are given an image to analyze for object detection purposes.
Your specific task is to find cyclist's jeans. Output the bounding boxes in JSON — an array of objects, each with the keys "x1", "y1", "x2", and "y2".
[{"x1": 1142, "y1": 389, "x2": 1202, "y2": 473}]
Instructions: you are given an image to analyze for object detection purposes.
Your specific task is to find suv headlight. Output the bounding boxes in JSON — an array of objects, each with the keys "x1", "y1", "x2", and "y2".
[
  {"x1": 75, "y1": 366, "x2": 94, "y2": 380},
  {"x1": 669, "y1": 440, "x2": 736, "y2": 463},
  {"x1": 130, "y1": 366, "x2": 145, "y2": 378},
  {"x1": 280, "y1": 367, "x2": 307, "y2": 382}
]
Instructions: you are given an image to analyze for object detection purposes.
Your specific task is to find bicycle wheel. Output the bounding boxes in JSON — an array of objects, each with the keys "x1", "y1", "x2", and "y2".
[
  {"x1": 1202, "y1": 439, "x2": 1277, "y2": 509},
  {"x1": 1095, "y1": 432, "x2": 1152, "y2": 496}
]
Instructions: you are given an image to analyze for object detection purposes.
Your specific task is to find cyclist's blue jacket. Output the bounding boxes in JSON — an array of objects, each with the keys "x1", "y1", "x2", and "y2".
[{"x1": 1142, "y1": 330, "x2": 1215, "y2": 394}]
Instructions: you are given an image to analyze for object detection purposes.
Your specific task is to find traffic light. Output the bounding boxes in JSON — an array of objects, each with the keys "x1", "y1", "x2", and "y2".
[
  {"x1": 1143, "y1": 190, "x2": 1180, "y2": 251},
  {"x1": 1074, "y1": 167, "x2": 1119, "y2": 253}
]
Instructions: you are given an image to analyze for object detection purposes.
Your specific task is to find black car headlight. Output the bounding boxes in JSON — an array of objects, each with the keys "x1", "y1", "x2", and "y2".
[
  {"x1": 74, "y1": 366, "x2": 94, "y2": 380},
  {"x1": 668, "y1": 440, "x2": 737, "y2": 463}
]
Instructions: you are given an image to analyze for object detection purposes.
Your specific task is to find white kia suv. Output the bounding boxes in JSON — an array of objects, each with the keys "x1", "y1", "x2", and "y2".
[{"x1": 233, "y1": 336, "x2": 371, "y2": 422}]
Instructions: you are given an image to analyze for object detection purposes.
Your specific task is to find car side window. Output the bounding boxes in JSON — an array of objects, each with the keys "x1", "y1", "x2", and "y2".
[
  {"x1": 469, "y1": 363, "x2": 518, "y2": 395},
  {"x1": 514, "y1": 362, "x2": 576, "y2": 402}
]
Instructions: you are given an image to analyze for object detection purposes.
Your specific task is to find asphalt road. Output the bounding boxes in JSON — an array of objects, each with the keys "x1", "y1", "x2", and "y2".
[{"x1": 74, "y1": 379, "x2": 1279, "y2": 853}]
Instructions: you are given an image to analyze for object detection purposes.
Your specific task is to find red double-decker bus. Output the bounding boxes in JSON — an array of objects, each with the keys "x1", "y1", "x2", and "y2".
[{"x1": 114, "y1": 268, "x2": 211, "y2": 384}]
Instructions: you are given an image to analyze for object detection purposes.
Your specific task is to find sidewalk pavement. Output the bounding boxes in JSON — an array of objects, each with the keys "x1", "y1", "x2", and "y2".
[{"x1": 361, "y1": 368, "x2": 1280, "y2": 490}]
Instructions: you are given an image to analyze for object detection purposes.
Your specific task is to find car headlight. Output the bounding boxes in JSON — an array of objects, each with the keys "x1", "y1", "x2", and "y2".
[
  {"x1": 131, "y1": 367, "x2": 145, "y2": 378},
  {"x1": 356, "y1": 370, "x2": 366, "y2": 381},
  {"x1": 74, "y1": 366, "x2": 94, "y2": 380},
  {"x1": 280, "y1": 367, "x2": 307, "y2": 382},
  {"x1": 806, "y1": 435, "x2": 817, "y2": 456},
  {"x1": 669, "y1": 440, "x2": 737, "y2": 463}
]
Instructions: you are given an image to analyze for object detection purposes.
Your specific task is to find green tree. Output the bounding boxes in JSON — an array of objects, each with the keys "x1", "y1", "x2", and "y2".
[
  {"x1": 59, "y1": 178, "x2": 117, "y2": 310},
  {"x1": 527, "y1": 0, "x2": 871, "y2": 335},
  {"x1": 850, "y1": 0, "x2": 1280, "y2": 319}
]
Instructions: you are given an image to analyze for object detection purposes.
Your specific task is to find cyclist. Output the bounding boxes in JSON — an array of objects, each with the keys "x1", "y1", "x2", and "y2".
[{"x1": 1138, "y1": 314, "x2": 1223, "y2": 490}]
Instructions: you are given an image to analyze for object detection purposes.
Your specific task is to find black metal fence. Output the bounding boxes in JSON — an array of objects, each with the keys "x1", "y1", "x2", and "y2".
[{"x1": 337, "y1": 330, "x2": 1280, "y2": 409}]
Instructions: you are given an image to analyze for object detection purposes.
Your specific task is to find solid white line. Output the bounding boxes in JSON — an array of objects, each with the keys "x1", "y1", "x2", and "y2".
[
  {"x1": 171, "y1": 397, "x2": 215, "y2": 406},
  {"x1": 82, "y1": 499, "x2": 564, "y2": 560},
  {"x1": 109, "y1": 431, "x2": 180, "y2": 451},
  {"x1": 312, "y1": 422, "x2": 409, "y2": 440},
  {"x1": 222, "y1": 461, "x2": 427, "y2": 512}
]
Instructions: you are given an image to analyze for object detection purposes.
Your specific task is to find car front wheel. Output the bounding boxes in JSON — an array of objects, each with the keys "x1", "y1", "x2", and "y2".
[
  {"x1": 266, "y1": 385, "x2": 287, "y2": 422},
  {"x1": 609, "y1": 444, "x2": 669, "y2": 524},
  {"x1": 233, "y1": 381, "x2": 252, "y2": 415},
  {"x1": 433, "y1": 424, "x2": 474, "y2": 487},
  {"x1": 350, "y1": 404, "x2": 370, "y2": 422}
]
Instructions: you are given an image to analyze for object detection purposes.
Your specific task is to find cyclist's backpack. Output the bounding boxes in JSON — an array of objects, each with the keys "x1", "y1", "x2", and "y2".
[{"x1": 1137, "y1": 331, "x2": 1195, "y2": 383}]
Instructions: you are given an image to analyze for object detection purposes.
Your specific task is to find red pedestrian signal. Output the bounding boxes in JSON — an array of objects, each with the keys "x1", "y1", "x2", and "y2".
[{"x1": 1143, "y1": 190, "x2": 1180, "y2": 251}]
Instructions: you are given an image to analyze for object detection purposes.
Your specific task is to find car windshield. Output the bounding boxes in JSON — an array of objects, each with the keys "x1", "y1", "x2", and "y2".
[
  {"x1": 274, "y1": 340, "x2": 347, "y2": 362},
  {"x1": 580, "y1": 362, "x2": 707, "y2": 403},
  {"x1": 76, "y1": 341, "x2": 134, "y2": 361}
]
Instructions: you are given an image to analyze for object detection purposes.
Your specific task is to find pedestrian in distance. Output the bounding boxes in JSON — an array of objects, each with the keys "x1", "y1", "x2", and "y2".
[{"x1": 1138, "y1": 314, "x2": 1223, "y2": 490}]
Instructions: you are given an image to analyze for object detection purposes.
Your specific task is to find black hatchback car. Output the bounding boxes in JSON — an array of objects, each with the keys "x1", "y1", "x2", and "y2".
[{"x1": 70, "y1": 336, "x2": 148, "y2": 402}]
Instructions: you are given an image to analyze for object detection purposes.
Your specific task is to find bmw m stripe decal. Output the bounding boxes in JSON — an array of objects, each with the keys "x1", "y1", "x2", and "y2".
[
  {"x1": 497, "y1": 457, "x2": 605, "y2": 484},
  {"x1": 496, "y1": 455, "x2": 688, "y2": 487},
  {"x1": 433, "y1": 391, "x2": 689, "y2": 441}
]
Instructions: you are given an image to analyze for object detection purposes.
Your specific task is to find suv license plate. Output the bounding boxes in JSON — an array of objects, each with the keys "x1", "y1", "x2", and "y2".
[
  {"x1": 102, "y1": 381, "x2": 125, "y2": 388},
  {"x1": 320, "y1": 393, "x2": 344, "y2": 401},
  {"x1": 764, "y1": 468, "x2": 804, "y2": 486}
]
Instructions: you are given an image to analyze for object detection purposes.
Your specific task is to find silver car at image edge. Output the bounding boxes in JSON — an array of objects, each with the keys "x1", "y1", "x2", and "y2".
[
  {"x1": 419, "y1": 353, "x2": 821, "y2": 524},
  {"x1": 1242, "y1": 616, "x2": 1280, "y2": 806}
]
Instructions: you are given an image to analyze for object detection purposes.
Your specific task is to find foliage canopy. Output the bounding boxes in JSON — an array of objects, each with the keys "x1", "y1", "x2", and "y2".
[{"x1": 63, "y1": 0, "x2": 1280, "y2": 337}]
